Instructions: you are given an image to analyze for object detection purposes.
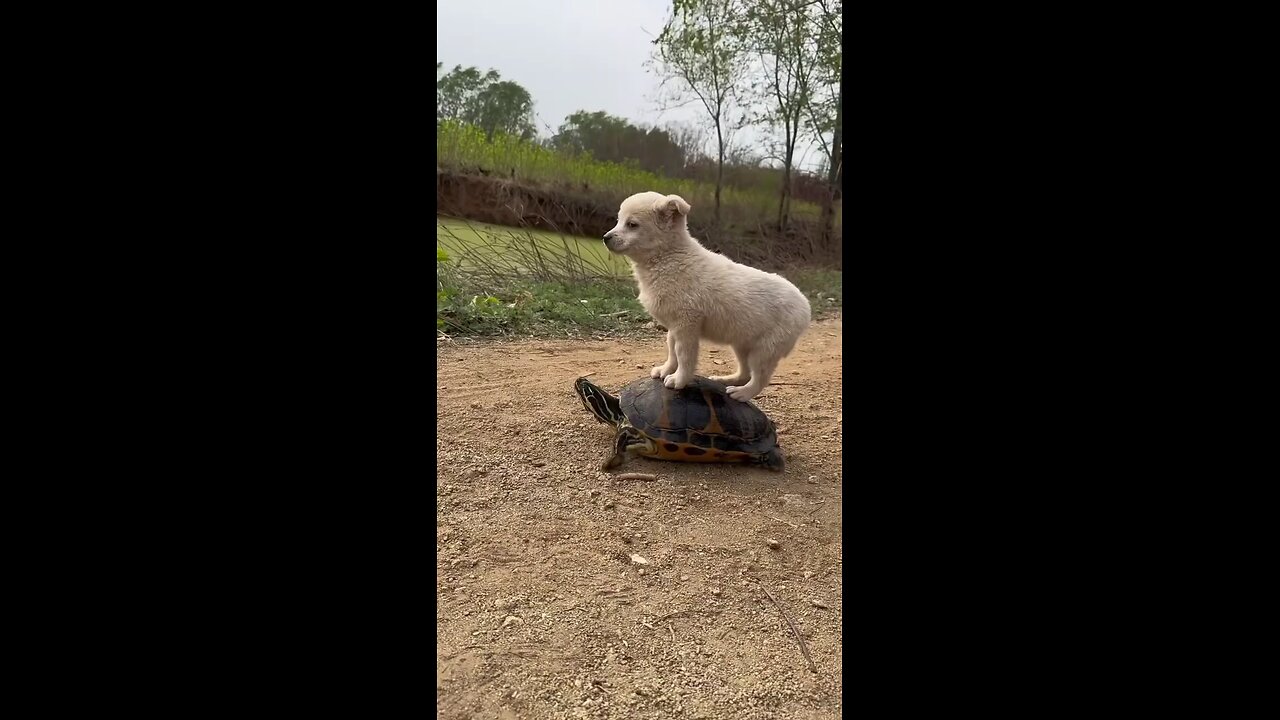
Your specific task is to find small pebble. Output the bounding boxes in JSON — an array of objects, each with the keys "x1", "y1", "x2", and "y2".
[
  {"x1": 710, "y1": 588, "x2": 721, "y2": 596},
  {"x1": 638, "y1": 568, "x2": 646, "y2": 576},
  {"x1": 604, "y1": 501, "x2": 615, "y2": 509},
  {"x1": 766, "y1": 538, "x2": 781, "y2": 549},
  {"x1": 470, "y1": 402, "x2": 481, "y2": 409},
  {"x1": 680, "y1": 575, "x2": 690, "y2": 581}
]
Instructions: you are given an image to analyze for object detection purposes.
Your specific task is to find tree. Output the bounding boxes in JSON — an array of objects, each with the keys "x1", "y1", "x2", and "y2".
[
  {"x1": 468, "y1": 81, "x2": 536, "y2": 141},
  {"x1": 652, "y1": 0, "x2": 752, "y2": 225},
  {"x1": 436, "y1": 64, "x2": 537, "y2": 141},
  {"x1": 665, "y1": 121, "x2": 709, "y2": 167},
  {"x1": 742, "y1": 0, "x2": 825, "y2": 231},
  {"x1": 805, "y1": 0, "x2": 842, "y2": 249},
  {"x1": 553, "y1": 111, "x2": 685, "y2": 176}
]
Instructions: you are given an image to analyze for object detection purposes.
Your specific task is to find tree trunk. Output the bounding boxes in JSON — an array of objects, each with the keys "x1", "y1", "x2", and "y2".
[
  {"x1": 714, "y1": 121, "x2": 724, "y2": 225},
  {"x1": 820, "y1": 76, "x2": 842, "y2": 250}
]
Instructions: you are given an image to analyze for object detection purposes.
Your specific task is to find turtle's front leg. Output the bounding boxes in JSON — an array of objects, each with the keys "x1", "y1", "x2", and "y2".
[{"x1": 603, "y1": 426, "x2": 647, "y2": 471}]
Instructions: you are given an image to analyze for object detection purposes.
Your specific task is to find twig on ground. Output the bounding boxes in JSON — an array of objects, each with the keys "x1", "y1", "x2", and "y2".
[
  {"x1": 579, "y1": 371, "x2": 597, "y2": 379},
  {"x1": 758, "y1": 583, "x2": 817, "y2": 673},
  {"x1": 654, "y1": 609, "x2": 693, "y2": 623},
  {"x1": 668, "y1": 624, "x2": 676, "y2": 643},
  {"x1": 768, "y1": 516, "x2": 799, "y2": 528},
  {"x1": 616, "y1": 473, "x2": 658, "y2": 481}
]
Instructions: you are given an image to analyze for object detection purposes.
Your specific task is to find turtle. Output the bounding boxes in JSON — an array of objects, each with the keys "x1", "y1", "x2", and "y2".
[{"x1": 573, "y1": 375, "x2": 785, "y2": 472}]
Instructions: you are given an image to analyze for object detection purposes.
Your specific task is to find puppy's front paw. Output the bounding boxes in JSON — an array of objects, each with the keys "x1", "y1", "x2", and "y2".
[
  {"x1": 664, "y1": 373, "x2": 691, "y2": 389},
  {"x1": 651, "y1": 365, "x2": 675, "y2": 379},
  {"x1": 726, "y1": 385, "x2": 759, "y2": 402}
]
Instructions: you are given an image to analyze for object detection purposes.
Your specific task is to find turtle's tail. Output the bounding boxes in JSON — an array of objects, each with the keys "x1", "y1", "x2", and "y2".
[
  {"x1": 760, "y1": 447, "x2": 786, "y2": 473},
  {"x1": 574, "y1": 377, "x2": 624, "y2": 427}
]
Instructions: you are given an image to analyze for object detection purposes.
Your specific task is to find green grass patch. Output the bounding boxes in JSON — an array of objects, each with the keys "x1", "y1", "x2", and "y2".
[
  {"x1": 437, "y1": 217, "x2": 631, "y2": 279},
  {"x1": 436, "y1": 222, "x2": 841, "y2": 337},
  {"x1": 436, "y1": 276, "x2": 646, "y2": 337},
  {"x1": 785, "y1": 267, "x2": 843, "y2": 319}
]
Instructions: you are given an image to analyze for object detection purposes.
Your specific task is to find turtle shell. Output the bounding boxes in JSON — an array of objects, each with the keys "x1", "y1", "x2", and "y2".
[{"x1": 619, "y1": 376, "x2": 778, "y2": 457}]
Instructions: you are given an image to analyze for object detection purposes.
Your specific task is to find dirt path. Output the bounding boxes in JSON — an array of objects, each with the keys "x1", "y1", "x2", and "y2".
[{"x1": 437, "y1": 318, "x2": 843, "y2": 720}]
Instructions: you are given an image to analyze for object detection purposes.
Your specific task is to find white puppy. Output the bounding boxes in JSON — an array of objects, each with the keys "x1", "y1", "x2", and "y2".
[{"x1": 603, "y1": 191, "x2": 811, "y2": 402}]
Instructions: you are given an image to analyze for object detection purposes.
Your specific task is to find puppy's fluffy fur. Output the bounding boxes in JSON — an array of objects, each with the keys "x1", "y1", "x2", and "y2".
[{"x1": 603, "y1": 191, "x2": 811, "y2": 402}]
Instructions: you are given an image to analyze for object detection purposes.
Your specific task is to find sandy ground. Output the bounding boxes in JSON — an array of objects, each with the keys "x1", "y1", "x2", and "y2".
[{"x1": 436, "y1": 318, "x2": 843, "y2": 719}]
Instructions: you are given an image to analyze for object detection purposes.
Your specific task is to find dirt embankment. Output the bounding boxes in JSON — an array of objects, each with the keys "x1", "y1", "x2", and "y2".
[{"x1": 437, "y1": 318, "x2": 843, "y2": 720}]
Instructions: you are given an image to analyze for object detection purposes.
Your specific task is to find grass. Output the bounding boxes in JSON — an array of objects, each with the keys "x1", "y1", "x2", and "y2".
[
  {"x1": 437, "y1": 217, "x2": 630, "y2": 280},
  {"x1": 437, "y1": 120, "x2": 821, "y2": 224},
  {"x1": 436, "y1": 218, "x2": 841, "y2": 337},
  {"x1": 437, "y1": 219, "x2": 644, "y2": 337}
]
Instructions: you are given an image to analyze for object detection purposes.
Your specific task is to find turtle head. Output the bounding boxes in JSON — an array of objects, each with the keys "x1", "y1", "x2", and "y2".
[{"x1": 575, "y1": 377, "x2": 624, "y2": 426}]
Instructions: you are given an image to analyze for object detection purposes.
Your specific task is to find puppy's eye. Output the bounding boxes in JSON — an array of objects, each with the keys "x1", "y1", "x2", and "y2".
[{"x1": 626, "y1": 221, "x2": 638, "y2": 228}]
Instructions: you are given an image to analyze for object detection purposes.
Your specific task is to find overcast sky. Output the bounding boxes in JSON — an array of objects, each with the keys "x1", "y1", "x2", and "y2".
[{"x1": 436, "y1": 0, "x2": 827, "y2": 172}]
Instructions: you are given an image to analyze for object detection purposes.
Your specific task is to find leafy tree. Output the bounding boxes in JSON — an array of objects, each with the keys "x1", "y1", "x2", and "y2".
[
  {"x1": 553, "y1": 111, "x2": 685, "y2": 176},
  {"x1": 652, "y1": 0, "x2": 752, "y2": 224},
  {"x1": 436, "y1": 63, "x2": 536, "y2": 141},
  {"x1": 742, "y1": 0, "x2": 826, "y2": 230}
]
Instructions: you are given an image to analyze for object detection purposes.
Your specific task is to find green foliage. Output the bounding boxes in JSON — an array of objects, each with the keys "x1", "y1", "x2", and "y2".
[
  {"x1": 436, "y1": 64, "x2": 536, "y2": 141},
  {"x1": 785, "y1": 267, "x2": 843, "y2": 319},
  {"x1": 436, "y1": 120, "x2": 820, "y2": 221},
  {"x1": 552, "y1": 111, "x2": 686, "y2": 177},
  {"x1": 435, "y1": 276, "x2": 646, "y2": 337}
]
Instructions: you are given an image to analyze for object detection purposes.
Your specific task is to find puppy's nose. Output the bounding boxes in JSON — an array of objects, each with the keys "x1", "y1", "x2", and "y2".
[{"x1": 602, "y1": 232, "x2": 613, "y2": 240}]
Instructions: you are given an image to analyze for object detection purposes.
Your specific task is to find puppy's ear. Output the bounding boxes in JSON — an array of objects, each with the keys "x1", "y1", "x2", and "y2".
[
  {"x1": 653, "y1": 194, "x2": 691, "y2": 223},
  {"x1": 655, "y1": 192, "x2": 696, "y2": 225}
]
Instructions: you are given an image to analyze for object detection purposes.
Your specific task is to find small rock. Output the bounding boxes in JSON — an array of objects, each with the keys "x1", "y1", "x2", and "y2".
[
  {"x1": 809, "y1": 599, "x2": 830, "y2": 608},
  {"x1": 710, "y1": 588, "x2": 721, "y2": 596},
  {"x1": 766, "y1": 538, "x2": 781, "y2": 549},
  {"x1": 804, "y1": 571, "x2": 814, "y2": 580},
  {"x1": 629, "y1": 554, "x2": 649, "y2": 565},
  {"x1": 590, "y1": 489, "x2": 601, "y2": 496},
  {"x1": 604, "y1": 501, "x2": 615, "y2": 509},
  {"x1": 500, "y1": 615, "x2": 524, "y2": 630},
  {"x1": 680, "y1": 575, "x2": 690, "y2": 581},
  {"x1": 470, "y1": 402, "x2": 481, "y2": 409},
  {"x1": 494, "y1": 598, "x2": 508, "y2": 610},
  {"x1": 807, "y1": 475, "x2": 818, "y2": 484},
  {"x1": 638, "y1": 568, "x2": 646, "y2": 576},
  {"x1": 635, "y1": 364, "x2": 644, "y2": 369}
]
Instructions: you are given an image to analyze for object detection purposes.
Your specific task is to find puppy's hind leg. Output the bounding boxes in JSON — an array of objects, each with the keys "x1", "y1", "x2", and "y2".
[
  {"x1": 663, "y1": 327, "x2": 700, "y2": 389},
  {"x1": 727, "y1": 350, "x2": 780, "y2": 402},
  {"x1": 708, "y1": 345, "x2": 750, "y2": 386},
  {"x1": 650, "y1": 330, "x2": 678, "y2": 380}
]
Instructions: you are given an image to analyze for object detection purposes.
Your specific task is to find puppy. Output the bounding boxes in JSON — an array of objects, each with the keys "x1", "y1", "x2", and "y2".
[{"x1": 603, "y1": 191, "x2": 811, "y2": 402}]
